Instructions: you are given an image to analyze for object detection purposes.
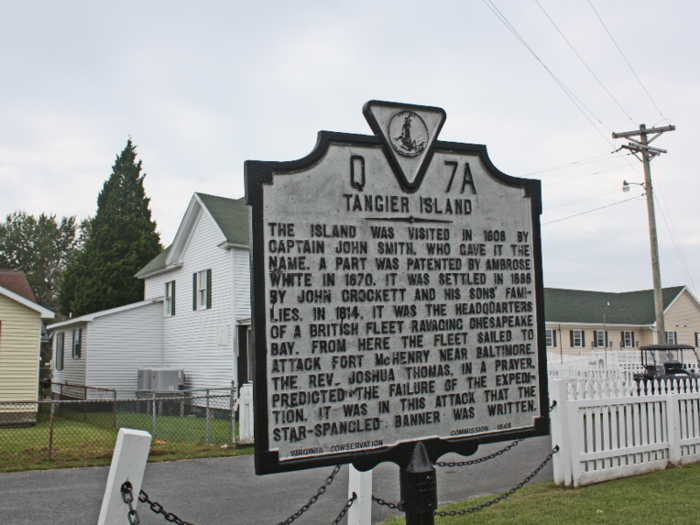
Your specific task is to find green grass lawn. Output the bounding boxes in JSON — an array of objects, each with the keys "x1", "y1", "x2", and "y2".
[
  {"x1": 382, "y1": 462, "x2": 700, "y2": 525},
  {"x1": 0, "y1": 409, "x2": 253, "y2": 473}
]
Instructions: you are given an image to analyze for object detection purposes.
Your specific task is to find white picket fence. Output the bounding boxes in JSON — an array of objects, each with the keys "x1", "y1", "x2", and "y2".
[{"x1": 550, "y1": 377, "x2": 700, "y2": 487}]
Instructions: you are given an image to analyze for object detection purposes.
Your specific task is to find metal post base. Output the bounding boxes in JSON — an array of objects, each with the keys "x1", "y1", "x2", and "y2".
[{"x1": 400, "y1": 442, "x2": 437, "y2": 525}]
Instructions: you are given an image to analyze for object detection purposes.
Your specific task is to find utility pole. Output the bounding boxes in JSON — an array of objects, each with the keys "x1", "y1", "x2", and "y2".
[{"x1": 612, "y1": 123, "x2": 675, "y2": 343}]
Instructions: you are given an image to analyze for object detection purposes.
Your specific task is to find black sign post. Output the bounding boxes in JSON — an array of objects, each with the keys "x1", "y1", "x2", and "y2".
[{"x1": 245, "y1": 101, "x2": 549, "y2": 518}]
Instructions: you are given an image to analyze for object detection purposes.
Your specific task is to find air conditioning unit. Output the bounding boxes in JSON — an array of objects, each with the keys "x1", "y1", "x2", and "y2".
[{"x1": 137, "y1": 368, "x2": 185, "y2": 391}]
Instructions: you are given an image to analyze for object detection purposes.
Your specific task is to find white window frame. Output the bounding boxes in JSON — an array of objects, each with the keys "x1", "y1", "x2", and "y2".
[
  {"x1": 72, "y1": 328, "x2": 81, "y2": 359},
  {"x1": 197, "y1": 270, "x2": 208, "y2": 311},
  {"x1": 571, "y1": 329, "x2": 583, "y2": 348},
  {"x1": 666, "y1": 331, "x2": 678, "y2": 345},
  {"x1": 545, "y1": 329, "x2": 553, "y2": 347},
  {"x1": 622, "y1": 331, "x2": 633, "y2": 348},
  {"x1": 595, "y1": 330, "x2": 606, "y2": 348},
  {"x1": 165, "y1": 281, "x2": 175, "y2": 317}
]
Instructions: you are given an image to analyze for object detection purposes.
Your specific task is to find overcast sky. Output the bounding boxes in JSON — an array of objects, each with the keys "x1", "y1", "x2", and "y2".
[{"x1": 1, "y1": 0, "x2": 697, "y2": 294}]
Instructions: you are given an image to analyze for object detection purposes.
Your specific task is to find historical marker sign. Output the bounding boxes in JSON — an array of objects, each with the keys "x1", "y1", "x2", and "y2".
[{"x1": 245, "y1": 101, "x2": 549, "y2": 475}]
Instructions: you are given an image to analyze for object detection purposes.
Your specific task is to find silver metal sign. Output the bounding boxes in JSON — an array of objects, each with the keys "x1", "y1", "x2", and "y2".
[{"x1": 246, "y1": 101, "x2": 548, "y2": 474}]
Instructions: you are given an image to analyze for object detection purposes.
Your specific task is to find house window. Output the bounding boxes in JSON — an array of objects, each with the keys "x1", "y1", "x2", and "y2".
[
  {"x1": 570, "y1": 330, "x2": 584, "y2": 347},
  {"x1": 56, "y1": 332, "x2": 65, "y2": 370},
  {"x1": 594, "y1": 330, "x2": 607, "y2": 348},
  {"x1": 666, "y1": 331, "x2": 678, "y2": 345},
  {"x1": 72, "y1": 329, "x2": 82, "y2": 359},
  {"x1": 545, "y1": 329, "x2": 557, "y2": 347},
  {"x1": 165, "y1": 281, "x2": 176, "y2": 317},
  {"x1": 193, "y1": 270, "x2": 212, "y2": 311},
  {"x1": 621, "y1": 331, "x2": 635, "y2": 348}
]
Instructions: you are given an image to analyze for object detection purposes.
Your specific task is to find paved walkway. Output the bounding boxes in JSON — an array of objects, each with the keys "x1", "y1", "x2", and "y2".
[{"x1": 0, "y1": 436, "x2": 554, "y2": 525}]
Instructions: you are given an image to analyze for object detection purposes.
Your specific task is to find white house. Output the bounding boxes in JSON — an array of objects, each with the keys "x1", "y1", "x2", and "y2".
[
  {"x1": 48, "y1": 193, "x2": 252, "y2": 396},
  {"x1": 47, "y1": 300, "x2": 163, "y2": 397}
]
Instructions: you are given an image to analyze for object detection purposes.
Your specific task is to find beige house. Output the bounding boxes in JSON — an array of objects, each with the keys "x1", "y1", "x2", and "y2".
[
  {"x1": 0, "y1": 270, "x2": 54, "y2": 425},
  {"x1": 545, "y1": 286, "x2": 700, "y2": 358}
]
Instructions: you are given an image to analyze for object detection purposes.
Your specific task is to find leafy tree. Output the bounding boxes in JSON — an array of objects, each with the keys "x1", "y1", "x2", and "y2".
[
  {"x1": 59, "y1": 139, "x2": 162, "y2": 317},
  {"x1": 0, "y1": 211, "x2": 82, "y2": 314}
]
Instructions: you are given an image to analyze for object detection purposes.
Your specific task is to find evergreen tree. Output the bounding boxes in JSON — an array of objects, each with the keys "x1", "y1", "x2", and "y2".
[{"x1": 59, "y1": 140, "x2": 162, "y2": 317}]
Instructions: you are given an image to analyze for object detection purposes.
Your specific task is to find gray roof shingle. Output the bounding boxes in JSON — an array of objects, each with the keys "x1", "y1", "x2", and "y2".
[{"x1": 544, "y1": 286, "x2": 685, "y2": 325}]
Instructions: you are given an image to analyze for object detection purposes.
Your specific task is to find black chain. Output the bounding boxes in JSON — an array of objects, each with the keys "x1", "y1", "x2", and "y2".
[
  {"x1": 434, "y1": 445, "x2": 559, "y2": 517},
  {"x1": 331, "y1": 492, "x2": 357, "y2": 525},
  {"x1": 277, "y1": 465, "x2": 342, "y2": 525},
  {"x1": 436, "y1": 439, "x2": 524, "y2": 468},
  {"x1": 121, "y1": 482, "x2": 140, "y2": 525},
  {"x1": 121, "y1": 482, "x2": 196, "y2": 525},
  {"x1": 372, "y1": 495, "x2": 404, "y2": 511},
  {"x1": 138, "y1": 488, "x2": 196, "y2": 525}
]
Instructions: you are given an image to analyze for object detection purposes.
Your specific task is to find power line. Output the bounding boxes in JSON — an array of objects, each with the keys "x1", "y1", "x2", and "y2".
[
  {"x1": 587, "y1": 0, "x2": 669, "y2": 123},
  {"x1": 544, "y1": 189, "x2": 621, "y2": 210},
  {"x1": 523, "y1": 151, "x2": 616, "y2": 176},
  {"x1": 534, "y1": 0, "x2": 636, "y2": 125},
  {"x1": 481, "y1": 0, "x2": 614, "y2": 146},
  {"x1": 543, "y1": 163, "x2": 630, "y2": 186},
  {"x1": 542, "y1": 196, "x2": 639, "y2": 225}
]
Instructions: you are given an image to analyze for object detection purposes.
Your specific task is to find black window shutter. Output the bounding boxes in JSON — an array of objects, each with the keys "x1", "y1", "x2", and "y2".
[
  {"x1": 621, "y1": 333, "x2": 625, "y2": 348},
  {"x1": 582, "y1": 331, "x2": 586, "y2": 347},
  {"x1": 553, "y1": 330, "x2": 557, "y2": 347},
  {"x1": 193, "y1": 273, "x2": 197, "y2": 311},
  {"x1": 77, "y1": 328, "x2": 82, "y2": 358},
  {"x1": 570, "y1": 331, "x2": 574, "y2": 347},
  {"x1": 605, "y1": 331, "x2": 609, "y2": 347},
  {"x1": 632, "y1": 332, "x2": 635, "y2": 347},
  {"x1": 206, "y1": 269, "x2": 212, "y2": 309},
  {"x1": 592, "y1": 332, "x2": 597, "y2": 348},
  {"x1": 172, "y1": 282, "x2": 176, "y2": 316}
]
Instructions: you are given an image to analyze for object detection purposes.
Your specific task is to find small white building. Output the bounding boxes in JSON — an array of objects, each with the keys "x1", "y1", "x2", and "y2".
[
  {"x1": 48, "y1": 300, "x2": 163, "y2": 398},
  {"x1": 48, "y1": 193, "x2": 252, "y2": 396}
]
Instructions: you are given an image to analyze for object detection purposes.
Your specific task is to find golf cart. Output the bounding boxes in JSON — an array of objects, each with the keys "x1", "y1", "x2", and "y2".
[{"x1": 633, "y1": 344, "x2": 700, "y2": 388}]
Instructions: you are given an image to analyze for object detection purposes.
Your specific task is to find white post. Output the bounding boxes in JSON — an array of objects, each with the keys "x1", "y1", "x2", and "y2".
[
  {"x1": 667, "y1": 388, "x2": 681, "y2": 466},
  {"x1": 347, "y1": 465, "x2": 372, "y2": 525},
  {"x1": 97, "y1": 428, "x2": 152, "y2": 525},
  {"x1": 549, "y1": 379, "x2": 572, "y2": 487}
]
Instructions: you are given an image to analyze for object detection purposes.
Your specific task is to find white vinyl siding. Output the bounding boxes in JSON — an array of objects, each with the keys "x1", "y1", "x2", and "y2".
[
  {"x1": 87, "y1": 302, "x2": 163, "y2": 396},
  {"x1": 160, "y1": 211, "x2": 234, "y2": 390},
  {"x1": 234, "y1": 248, "x2": 251, "y2": 321},
  {"x1": 51, "y1": 322, "x2": 88, "y2": 396}
]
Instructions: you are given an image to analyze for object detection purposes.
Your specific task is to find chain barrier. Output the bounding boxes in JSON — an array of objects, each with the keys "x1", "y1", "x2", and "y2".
[
  {"x1": 372, "y1": 495, "x2": 404, "y2": 512},
  {"x1": 121, "y1": 482, "x2": 196, "y2": 525},
  {"x1": 331, "y1": 492, "x2": 357, "y2": 525},
  {"x1": 121, "y1": 482, "x2": 140, "y2": 525},
  {"x1": 434, "y1": 445, "x2": 559, "y2": 518},
  {"x1": 436, "y1": 439, "x2": 524, "y2": 468},
  {"x1": 276, "y1": 465, "x2": 342, "y2": 525}
]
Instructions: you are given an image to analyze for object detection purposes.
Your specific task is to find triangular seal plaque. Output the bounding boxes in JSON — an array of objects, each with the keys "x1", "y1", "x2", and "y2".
[{"x1": 363, "y1": 100, "x2": 446, "y2": 192}]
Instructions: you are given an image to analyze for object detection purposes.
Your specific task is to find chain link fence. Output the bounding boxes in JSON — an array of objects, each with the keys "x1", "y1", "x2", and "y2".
[{"x1": 0, "y1": 388, "x2": 243, "y2": 472}]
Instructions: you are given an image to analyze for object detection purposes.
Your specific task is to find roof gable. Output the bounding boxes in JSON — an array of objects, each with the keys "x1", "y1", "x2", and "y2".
[
  {"x1": 136, "y1": 193, "x2": 249, "y2": 279},
  {"x1": 544, "y1": 286, "x2": 685, "y2": 325},
  {"x1": 0, "y1": 269, "x2": 36, "y2": 302},
  {"x1": 0, "y1": 284, "x2": 54, "y2": 318}
]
